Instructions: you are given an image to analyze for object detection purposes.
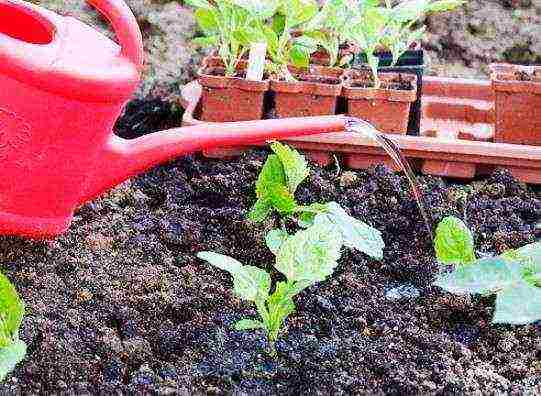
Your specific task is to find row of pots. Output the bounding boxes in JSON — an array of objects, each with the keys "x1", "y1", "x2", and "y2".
[{"x1": 197, "y1": 56, "x2": 418, "y2": 135}]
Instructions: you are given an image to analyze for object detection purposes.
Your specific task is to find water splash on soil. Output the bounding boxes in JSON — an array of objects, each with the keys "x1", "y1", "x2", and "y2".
[{"x1": 345, "y1": 117, "x2": 434, "y2": 239}]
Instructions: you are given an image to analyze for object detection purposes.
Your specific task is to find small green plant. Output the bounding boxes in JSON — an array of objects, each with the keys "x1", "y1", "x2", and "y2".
[
  {"x1": 0, "y1": 272, "x2": 26, "y2": 382},
  {"x1": 349, "y1": 0, "x2": 465, "y2": 87},
  {"x1": 249, "y1": 142, "x2": 384, "y2": 259},
  {"x1": 198, "y1": 218, "x2": 341, "y2": 352},
  {"x1": 187, "y1": 0, "x2": 274, "y2": 76},
  {"x1": 303, "y1": 0, "x2": 372, "y2": 67},
  {"x1": 433, "y1": 216, "x2": 541, "y2": 325},
  {"x1": 198, "y1": 143, "x2": 384, "y2": 349},
  {"x1": 262, "y1": 0, "x2": 320, "y2": 80}
]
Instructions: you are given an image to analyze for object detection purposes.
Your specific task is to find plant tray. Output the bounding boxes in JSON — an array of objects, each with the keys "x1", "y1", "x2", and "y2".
[{"x1": 180, "y1": 77, "x2": 541, "y2": 184}]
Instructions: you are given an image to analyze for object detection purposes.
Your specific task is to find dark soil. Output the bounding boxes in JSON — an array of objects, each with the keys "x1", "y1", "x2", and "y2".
[
  {"x1": 514, "y1": 70, "x2": 541, "y2": 82},
  {"x1": 0, "y1": 99, "x2": 540, "y2": 394},
  {"x1": 296, "y1": 74, "x2": 342, "y2": 85},
  {"x1": 349, "y1": 79, "x2": 414, "y2": 91}
]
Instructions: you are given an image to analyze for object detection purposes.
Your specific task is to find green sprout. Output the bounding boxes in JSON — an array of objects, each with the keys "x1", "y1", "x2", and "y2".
[{"x1": 434, "y1": 216, "x2": 541, "y2": 325}]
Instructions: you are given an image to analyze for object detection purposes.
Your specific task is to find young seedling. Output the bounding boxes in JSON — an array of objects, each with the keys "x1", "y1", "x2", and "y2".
[
  {"x1": 187, "y1": 0, "x2": 276, "y2": 76},
  {"x1": 303, "y1": 0, "x2": 369, "y2": 67},
  {"x1": 349, "y1": 0, "x2": 465, "y2": 87},
  {"x1": 198, "y1": 217, "x2": 343, "y2": 353},
  {"x1": 0, "y1": 272, "x2": 26, "y2": 383},
  {"x1": 249, "y1": 142, "x2": 384, "y2": 259},
  {"x1": 261, "y1": 0, "x2": 320, "y2": 80},
  {"x1": 433, "y1": 216, "x2": 541, "y2": 325}
]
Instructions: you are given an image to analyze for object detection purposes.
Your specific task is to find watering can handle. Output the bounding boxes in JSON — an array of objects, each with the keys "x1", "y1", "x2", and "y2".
[{"x1": 86, "y1": 0, "x2": 144, "y2": 70}]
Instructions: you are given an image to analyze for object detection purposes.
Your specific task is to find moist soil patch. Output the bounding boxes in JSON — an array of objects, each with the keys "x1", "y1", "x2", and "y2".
[{"x1": 0, "y1": 99, "x2": 540, "y2": 394}]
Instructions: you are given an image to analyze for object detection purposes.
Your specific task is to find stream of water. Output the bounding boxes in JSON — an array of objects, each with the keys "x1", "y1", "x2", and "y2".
[{"x1": 345, "y1": 117, "x2": 434, "y2": 239}]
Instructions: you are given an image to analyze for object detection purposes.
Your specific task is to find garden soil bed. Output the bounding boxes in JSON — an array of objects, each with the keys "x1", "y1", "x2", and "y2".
[{"x1": 0, "y1": 99, "x2": 540, "y2": 394}]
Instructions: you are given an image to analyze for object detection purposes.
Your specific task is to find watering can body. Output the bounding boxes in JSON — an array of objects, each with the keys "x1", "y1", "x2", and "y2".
[{"x1": 0, "y1": 0, "x2": 347, "y2": 239}]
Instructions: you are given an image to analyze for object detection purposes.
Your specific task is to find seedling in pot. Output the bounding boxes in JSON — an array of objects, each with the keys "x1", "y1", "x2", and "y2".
[
  {"x1": 249, "y1": 142, "x2": 384, "y2": 260},
  {"x1": 261, "y1": 0, "x2": 320, "y2": 80},
  {"x1": 303, "y1": 0, "x2": 368, "y2": 67},
  {"x1": 188, "y1": 0, "x2": 276, "y2": 76},
  {"x1": 433, "y1": 216, "x2": 541, "y2": 325},
  {"x1": 0, "y1": 272, "x2": 26, "y2": 383},
  {"x1": 198, "y1": 218, "x2": 342, "y2": 354},
  {"x1": 349, "y1": 0, "x2": 466, "y2": 88}
]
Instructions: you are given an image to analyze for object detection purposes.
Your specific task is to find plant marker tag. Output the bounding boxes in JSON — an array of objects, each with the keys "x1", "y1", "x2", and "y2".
[{"x1": 246, "y1": 42, "x2": 267, "y2": 81}]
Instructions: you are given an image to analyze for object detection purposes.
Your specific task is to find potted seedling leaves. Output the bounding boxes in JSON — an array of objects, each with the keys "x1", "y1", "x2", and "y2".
[
  {"x1": 265, "y1": 0, "x2": 344, "y2": 118},
  {"x1": 433, "y1": 216, "x2": 541, "y2": 324},
  {"x1": 0, "y1": 272, "x2": 26, "y2": 383},
  {"x1": 344, "y1": 0, "x2": 465, "y2": 134},
  {"x1": 188, "y1": 0, "x2": 271, "y2": 122},
  {"x1": 303, "y1": 0, "x2": 367, "y2": 68},
  {"x1": 489, "y1": 63, "x2": 541, "y2": 146}
]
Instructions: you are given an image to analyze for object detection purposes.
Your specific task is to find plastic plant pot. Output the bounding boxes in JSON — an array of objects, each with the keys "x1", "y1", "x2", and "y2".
[
  {"x1": 354, "y1": 50, "x2": 425, "y2": 135},
  {"x1": 198, "y1": 57, "x2": 269, "y2": 123},
  {"x1": 342, "y1": 71, "x2": 417, "y2": 134},
  {"x1": 270, "y1": 66, "x2": 344, "y2": 118},
  {"x1": 490, "y1": 63, "x2": 541, "y2": 146}
]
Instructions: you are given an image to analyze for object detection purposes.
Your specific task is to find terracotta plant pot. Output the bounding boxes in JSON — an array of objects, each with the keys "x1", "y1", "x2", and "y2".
[
  {"x1": 270, "y1": 66, "x2": 344, "y2": 118},
  {"x1": 342, "y1": 71, "x2": 417, "y2": 134},
  {"x1": 490, "y1": 63, "x2": 541, "y2": 145},
  {"x1": 197, "y1": 57, "x2": 268, "y2": 122}
]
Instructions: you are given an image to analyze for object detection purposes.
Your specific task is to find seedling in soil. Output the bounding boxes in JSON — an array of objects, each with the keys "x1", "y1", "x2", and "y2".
[
  {"x1": 349, "y1": 0, "x2": 465, "y2": 87},
  {"x1": 187, "y1": 0, "x2": 275, "y2": 76},
  {"x1": 198, "y1": 217, "x2": 343, "y2": 353},
  {"x1": 0, "y1": 272, "x2": 26, "y2": 382},
  {"x1": 249, "y1": 142, "x2": 384, "y2": 259},
  {"x1": 433, "y1": 216, "x2": 541, "y2": 325}
]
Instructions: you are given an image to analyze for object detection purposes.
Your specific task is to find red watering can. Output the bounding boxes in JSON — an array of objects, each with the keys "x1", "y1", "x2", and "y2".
[{"x1": 0, "y1": 0, "x2": 347, "y2": 239}]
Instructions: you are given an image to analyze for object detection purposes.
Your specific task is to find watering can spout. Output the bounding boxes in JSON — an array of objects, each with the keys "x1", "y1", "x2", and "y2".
[{"x1": 80, "y1": 115, "x2": 348, "y2": 205}]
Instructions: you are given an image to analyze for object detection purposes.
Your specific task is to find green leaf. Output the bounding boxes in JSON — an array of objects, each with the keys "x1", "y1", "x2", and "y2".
[
  {"x1": 253, "y1": 154, "x2": 297, "y2": 215},
  {"x1": 267, "y1": 184, "x2": 297, "y2": 214},
  {"x1": 232, "y1": 0, "x2": 279, "y2": 19},
  {"x1": 265, "y1": 281, "x2": 296, "y2": 341},
  {"x1": 248, "y1": 198, "x2": 273, "y2": 223},
  {"x1": 492, "y1": 281, "x2": 541, "y2": 325},
  {"x1": 184, "y1": 0, "x2": 212, "y2": 9},
  {"x1": 255, "y1": 154, "x2": 287, "y2": 199},
  {"x1": 0, "y1": 339, "x2": 26, "y2": 383},
  {"x1": 434, "y1": 216, "x2": 476, "y2": 265},
  {"x1": 194, "y1": 8, "x2": 218, "y2": 33},
  {"x1": 502, "y1": 242, "x2": 541, "y2": 287},
  {"x1": 316, "y1": 202, "x2": 384, "y2": 259},
  {"x1": 289, "y1": 43, "x2": 311, "y2": 68},
  {"x1": 234, "y1": 318, "x2": 265, "y2": 330},
  {"x1": 427, "y1": 0, "x2": 466, "y2": 13},
  {"x1": 266, "y1": 229, "x2": 290, "y2": 255},
  {"x1": 233, "y1": 27, "x2": 267, "y2": 46},
  {"x1": 197, "y1": 252, "x2": 270, "y2": 302},
  {"x1": 0, "y1": 273, "x2": 24, "y2": 349},
  {"x1": 275, "y1": 221, "x2": 342, "y2": 285},
  {"x1": 270, "y1": 142, "x2": 309, "y2": 194},
  {"x1": 191, "y1": 35, "x2": 218, "y2": 48},
  {"x1": 434, "y1": 257, "x2": 517, "y2": 295}
]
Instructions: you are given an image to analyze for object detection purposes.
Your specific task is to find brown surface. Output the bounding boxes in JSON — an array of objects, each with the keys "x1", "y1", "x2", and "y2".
[
  {"x1": 490, "y1": 64, "x2": 541, "y2": 146},
  {"x1": 342, "y1": 73, "x2": 417, "y2": 134}
]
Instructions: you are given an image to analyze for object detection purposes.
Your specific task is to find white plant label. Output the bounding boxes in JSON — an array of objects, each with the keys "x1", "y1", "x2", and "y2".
[{"x1": 246, "y1": 42, "x2": 267, "y2": 81}]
